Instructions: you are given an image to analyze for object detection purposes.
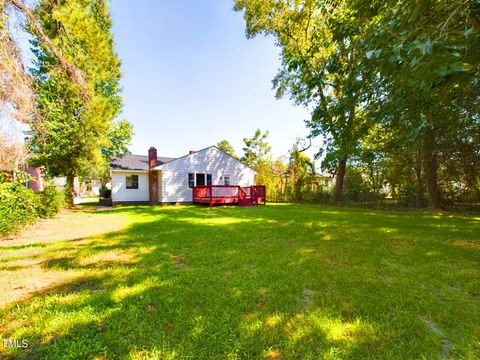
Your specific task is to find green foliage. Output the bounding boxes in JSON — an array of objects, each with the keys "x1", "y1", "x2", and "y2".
[
  {"x1": 240, "y1": 135, "x2": 329, "y2": 204},
  {"x1": 253, "y1": 157, "x2": 287, "y2": 202},
  {"x1": 241, "y1": 129, "x2": 271, "y2": 167},
  {"x1": 284, "y1": 145, "x2": 316, "y2": 202},
  {"x1": 353, "y1": 0, "x2": 480, "y2": 93},
  {"x1": 235, "y1": 0, "x2": 480, "y2": 209},
  {"x1": 235, "y1": 1, "x2": 374, "y2": 202},
  {"x1": 342, "y1": 166, "x2": 376, "y2": 202},
  {"x1": 351, "y1": 0, "x2": 480, "y2": 209},
  {"x1": 216, "y1": 139, "x2": 237, "y2": 158},
  {"x1": 99, "y1": 186, "x2": 111, "y2": 199},
  {"x1": 0, "y1": 182, "x2": 65, "y2": 236},
  {"x1": 0, "y1": 182, "x2": 40, "y2": 236},
  {"x1": 102, "y1": 119, "x2": 133, "y2": 160},
  {"x1": 27, "y1": 0, "x2": 129, "y2": 206},
  {"x1": 37, "y1": 184, "x2": 65, "y2": 218},
  {"x1": 81, "y1": 119, "x2": 133, "y2": 185}
]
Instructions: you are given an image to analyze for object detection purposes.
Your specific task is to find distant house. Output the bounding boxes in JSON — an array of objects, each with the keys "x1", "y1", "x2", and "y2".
[
  {"x1": 53, "y1": 176, "x2": 81, "y2": 195},
  {"x1": 313, "y1": 172, "x2": 335, "y2": 190},
  {"x1": 24, "y1": 167, "x2": 45, "y2": 192},
  {"x1": 1, "y1": 166, "x2": 45, "y2": 192},
  {"x1": 110, "y1": 146, "x2": 257, "y2": 205}
]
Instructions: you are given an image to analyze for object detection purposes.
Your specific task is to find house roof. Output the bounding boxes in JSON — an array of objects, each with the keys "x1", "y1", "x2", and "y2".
[
  {"x1": 151, "y1": 145, "x2": 256, "y2": 173},
  {"x1": 315, "y1": 172, "x2": 334, "y2": 178},
  {"x1": 110, "y1": 154, "x2": 176, "y2": 172}
]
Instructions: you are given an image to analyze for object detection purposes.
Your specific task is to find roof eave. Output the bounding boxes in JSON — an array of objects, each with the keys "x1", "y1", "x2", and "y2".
[{"x1": 111, "y1": 169, "x2": 148, "y2": 173}]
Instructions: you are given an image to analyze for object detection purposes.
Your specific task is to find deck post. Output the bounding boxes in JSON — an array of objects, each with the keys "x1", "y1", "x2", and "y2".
[{"x1": 209, "y1": 185, "x2": 212, "y2": 208}]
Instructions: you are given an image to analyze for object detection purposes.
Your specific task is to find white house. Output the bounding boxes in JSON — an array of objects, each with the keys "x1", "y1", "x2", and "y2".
[{"x1": 110, "y1": 146, "x2": 256, "y2": 205}]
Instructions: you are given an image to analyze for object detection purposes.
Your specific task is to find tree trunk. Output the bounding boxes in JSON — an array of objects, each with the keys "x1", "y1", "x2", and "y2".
[
  {"x1": 332, "y1": 106, "x2": 355, "y2": 204},
  {"x1": 423, "y1": 129, "x2": 443, "y2": 209},
  {"x1": 66, "y1": 171, "x2": 75, "y2": 208},
  {"x1": 391, "y1": 184, "x2": 397, "y2": 199},
  {"x1": 415, "y1": 149, "x2": 426, "y2": 207},
  {"x1": 333, "y1": 155, "x2": 347, "y2": 204},
  {"x1": 424, "y1": 149, "x2": 443, "y2": 209}
]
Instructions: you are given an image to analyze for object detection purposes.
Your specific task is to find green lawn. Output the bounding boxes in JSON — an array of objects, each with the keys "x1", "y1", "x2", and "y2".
[{"x1": 0, "y1": 204, "x2": 479, "y2": 359}]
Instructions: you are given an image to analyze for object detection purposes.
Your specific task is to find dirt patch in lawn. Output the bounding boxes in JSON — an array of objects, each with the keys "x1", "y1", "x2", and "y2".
[
  {"x1": 0, "y1": 208, "x2": 129, "y2": 308},
  {"x1": 0, "y1": 209, "x2": 128, "y2": 247},
  {"x1": 0, "y1": 266, "x2": 82, "y2": 308},
  {"x1": 171, "y1": 254, "x2": 190, "y2": 270},
  {"x1": 79, "y1": 250, "x2": 136, "y2": 267},
  {"x1": 453, "y1": 239, "x2": 480, "y2": 250},
  {"x1": 264, "y1": 349, "x2": 282, "y2": 359}
]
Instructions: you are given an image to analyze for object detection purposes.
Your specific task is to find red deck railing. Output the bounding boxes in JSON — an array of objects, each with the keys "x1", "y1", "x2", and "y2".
[{"x1": 193, "y1": 185, "x2": 266, "y2": 207}]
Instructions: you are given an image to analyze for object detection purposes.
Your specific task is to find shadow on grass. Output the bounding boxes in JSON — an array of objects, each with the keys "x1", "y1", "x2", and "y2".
[{"x1": 1, "y1": 204, "x2": 479, "y2": 359}]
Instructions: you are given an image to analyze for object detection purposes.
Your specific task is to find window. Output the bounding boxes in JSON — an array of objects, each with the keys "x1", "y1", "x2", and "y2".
[
  {"x1": 206, "y1": 174, "x2": 212, "y2": 186},
  {"x1": 223, "y1": 176, "x2": 230, "y2": 186},
  {"x1": 196, "y1": 173, "x2": 206, "y2": 186},
  {"x1": 188, "y1": 173, "x2": 194, "y2": 188},
  {"x1": 126, "y1": 175, "x2": 139, "y2": 189}
]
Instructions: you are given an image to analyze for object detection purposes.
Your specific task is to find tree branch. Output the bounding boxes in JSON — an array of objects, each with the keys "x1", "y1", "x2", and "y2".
[{"x1": 6, "y1": 0, "x2": 88, "y2": 97}]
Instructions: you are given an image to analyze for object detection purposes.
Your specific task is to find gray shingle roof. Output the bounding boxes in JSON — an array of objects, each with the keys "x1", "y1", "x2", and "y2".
[{"x1": 110, "y1": 154, "x2": 176, "y2": 171}]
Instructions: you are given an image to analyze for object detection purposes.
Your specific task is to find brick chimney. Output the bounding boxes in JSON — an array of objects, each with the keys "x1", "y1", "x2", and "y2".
[
  {"x1": 189, "y1": 150, "x2": 196, "y2": 155},
  {"x1": 148, "y1": 147, "x2": 159, "y2": 205},
  {"x1": 148, "y1": 146, "x2": 158, "y2": 168}
]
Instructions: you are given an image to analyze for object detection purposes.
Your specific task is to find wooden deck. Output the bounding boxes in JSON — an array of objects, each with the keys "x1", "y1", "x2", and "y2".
[{"x1": 192, "y1": 185, "x2": 266, "y2": 207}]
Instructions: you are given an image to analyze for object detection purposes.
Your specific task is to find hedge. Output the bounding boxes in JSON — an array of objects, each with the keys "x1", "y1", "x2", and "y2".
[{"x1": 0, "y1": 183, "x2": 65, "y2": 237}]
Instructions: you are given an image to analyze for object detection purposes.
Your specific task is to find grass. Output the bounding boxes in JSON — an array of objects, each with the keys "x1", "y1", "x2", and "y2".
[{"x1": 0, "y1": 204, "x2": 479, "y2": 359}]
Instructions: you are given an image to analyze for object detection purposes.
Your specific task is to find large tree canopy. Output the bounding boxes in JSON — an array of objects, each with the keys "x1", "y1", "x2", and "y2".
[
  {"x1": 26, "y1": 0, "x2": 131, "y2": 205},
  {"x1": 353, "y1": 0, "x2": 480, "y2": 208},
  {"x1": 235, "y1": 0, "x2": 479, "y2": 208},
  {"x1": 1, "y1": 0, "x2": 89, "y2": 125},
  {"x1": 235, "y1": 0, "x2": 373, "y2": 203}
]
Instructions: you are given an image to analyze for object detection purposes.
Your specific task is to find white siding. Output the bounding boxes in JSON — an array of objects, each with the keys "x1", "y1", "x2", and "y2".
[
  {"x1": 159, "y1": 147, "x2": 255, "y2": 203},
  {"x1": 111, "y1": 171, "x2": 149, "y2": 202}
]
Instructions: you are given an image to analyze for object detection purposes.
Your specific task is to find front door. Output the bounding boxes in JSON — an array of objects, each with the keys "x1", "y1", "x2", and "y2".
[{"x1": 196, "y1": 173, "x2": 206, "y2": 186}]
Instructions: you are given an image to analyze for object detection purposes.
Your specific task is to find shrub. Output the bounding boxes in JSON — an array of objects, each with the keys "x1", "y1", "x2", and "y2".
[
  {"x1": 37, "y1": 185, "x2": 65, "y2": 218},
  {"x1": 99, "y1": 186, "x2": 111, "y2": 199},
  {"x1": 0, "y1": 183, "x2": 65, "y2": 237},
  {"x1": 0, "y1": 182, "x2": 40, "y2": 236},
  {"x1": 343, "y1": 167, "x2": 367, "y2": 201},
  {"x1": 312, "y1": 187, "x2": 332, "y2": 203}
]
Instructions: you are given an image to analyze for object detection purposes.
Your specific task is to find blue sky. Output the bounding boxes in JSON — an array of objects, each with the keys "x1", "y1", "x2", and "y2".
[{"x1": 110, "y1": 0, "x2": 316, "y2": 160}]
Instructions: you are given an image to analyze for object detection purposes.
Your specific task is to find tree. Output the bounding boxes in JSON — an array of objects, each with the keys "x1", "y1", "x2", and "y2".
[
  {"x1": 254, "y1": 156, "x2": 287, "y2": 202},
  {"x1": 236, "y1": 1, "x2": 480, "y2": 209},
  {"x1": 240, "y1": 129, "x2": 288, "y2": 200},
  {"x1": 352, "y1": 0, "x2": 480, "y2": 208},
  {"x1": 102, "y1": 119, "x2": 133, "y2": 161},
  {"x1": 1, "y1": 3, "x2": 34, "y2": 124},
  {"x1": 216, "y1": 139, "x2": 237, "y2": 158},
  {"x1": 241, "y1": 129, "x2": 271, "y2": 167},
  {"x1": 235, "y1": 0, "x2": 372, "y2": 203},
  {"x1": 286, "y1": 144, "x2": 315, "y2": 202},
  {"x1": 1, "y1": 0, "x2": 89, "y2": 126},
  {"x1": 81, "y1": 119, "x2": 133, "y2": 187},
  {"x1": 27, "y1": 0, "x2": 129, "y2": 206}
]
